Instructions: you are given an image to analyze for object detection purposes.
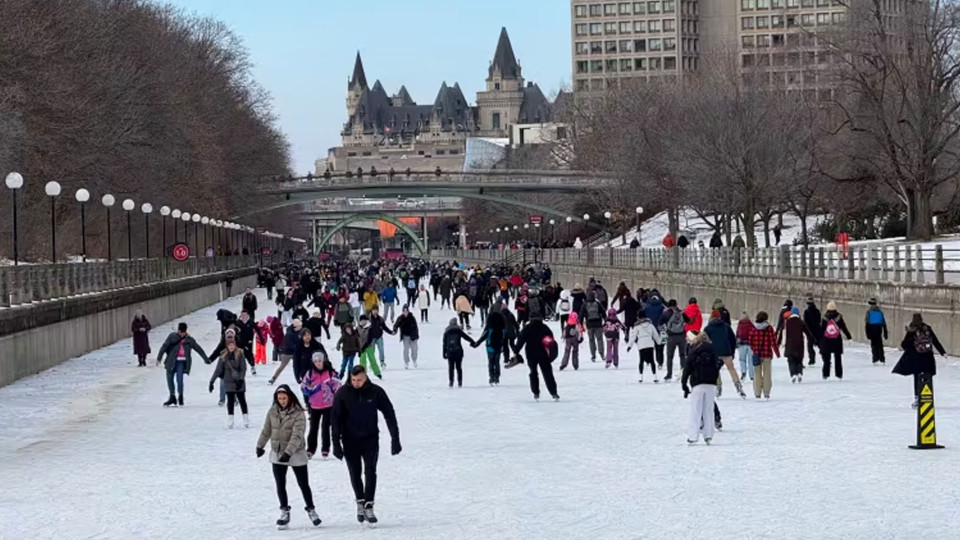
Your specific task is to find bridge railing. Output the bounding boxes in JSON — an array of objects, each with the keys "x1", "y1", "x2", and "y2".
[
  {"x1": 0, "y1": 255, "x2": 275, "y2": 308},
  {"x1": 432, "y1": 245, "x2": 958, "y2": 285},
  {"x1": 272, "y1": 170, "x2": 608, "y2": 191}
]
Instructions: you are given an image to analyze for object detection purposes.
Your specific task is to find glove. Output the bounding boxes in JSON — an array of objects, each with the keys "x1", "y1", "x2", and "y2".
[
  {"x1": 626, "y1": 347, "x2": 632, "y2": 353},
  {"x1": 278, "y1": 453, "x2": 291, "y2": 463},
  {"x1": 256, "y1": 448, "x2": 265, "y2": 458},
  {"x1": 208, "y1": 383, "x2": 214, "y2": 393},
  {"x1": 391, "y1": 438, "x2": 402, "y2": 456},
  {"x1": 682, "y1": 386, "x2": 691, "y2": 399},
  {"x1": 333, "y1": 443, "x2": 344, "y2": 461}
]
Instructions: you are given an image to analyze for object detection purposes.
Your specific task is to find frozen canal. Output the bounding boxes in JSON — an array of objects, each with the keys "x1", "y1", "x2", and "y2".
[{"x1": 1, "y1": 289, "x2": 959, "y2": 539}]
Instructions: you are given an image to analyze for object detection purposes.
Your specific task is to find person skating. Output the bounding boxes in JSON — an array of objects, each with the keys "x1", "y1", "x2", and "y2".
[
  {"x1": 334, "y1": 296, "x2": 354, "y2": 328},
  {"x1": 500, "y1": 305, "x2": 520, "y2": 366},
  {"x1": 556, "y1": 289, "x2": 573, "y2": 327},
  {"x1": 242, "y1": 287, "x2": 258, "y2": 321},
  {"x1": 301, "y1": 351, "x2": 342, "y2": 459},
  {"x1": 682, "y1": 331, "x2": 721, "y2": 445},
  {"x1": 380, "y1": 281, "x2": 399, "y2": 323},
  {"x1": 336, "y1": 322, "x2": 361, "y2": 379},
  {"x1": 305, "y1": 309, "x2": 331, "y2": 342},
  {"x1": 865, "y1": 298, "x2": 889, "y2": 365},
  {"x1": 439, "y1": 274, "x2": 453, "y2": 310},
  {"x1": 820, "y1": 302, "x2": 852, "y2": 380},
  {"x1": 735, "y1": 311, "x2": 755, "y2": 381},
  {"x1": 269, "y1": 318, "x2": 302, "y2": 385},
  {"x1": 603, "y1": 308, "x2": 626, "y2": 369},
  {"x1": 559, "y1": 312, "x2": 582, "y2": 371},
  {"x1": 393, "y1": 306, "x2": 420, "y2": 369},
  {"x1": 579, "y1": 291, "x2": 606, "y2": 363},
  {"x1": 644, "y1": 292, "x2": 666, "y2": 367},
  {"x1": 893, "y1": 313, "x2": 947, "y2": 408},
  {"x1": 209, "y1": 329, "x2": 249, "y2": 428},
  {"x1": 417, "y1": 285, "x2": 431, "y2": 322},
  {"x1": 474, "y1": 303, "x2": 506, "y2": 385},
  {"x1": 803, "y1": 297, "x2": 822, "y2": 365},
  {"x1": 268, "y1": 316, "x2": 284, "y2": 364},
  {"x1": 780, "y1": 307, "x2": 816, "y2": 383},
  {"x1": 237, "y1": 311, "x2": 258, "y2": 376},
  {"x1": 704, "y1": 310, "x2": 746, "y2": 398},
  {"x1": 357, "y1": 315, "x2": 383, "y2": 378},
  {"x1": 292, "y1": 327, "x2": 327, "y2": 385},
  {"x1": 748, "y1": 311, "x2": 779, "y2": 399},
  {"x1": 443, "y1": 318, "x2": 477, "y2": 387},
  {"x1": 510, "y1": 318, "x2": 560, "y2": 401},
  {"x1": 331, "y1": 365, "x2": 402, "y2": 526},
  {"x1": 156, "y1": 322, "x2": 208, "y2": 407},
  {"x1": 627, "y1": 315, "x2": 661, "y2": 383},
  {"x1": 775, "y1": 299, "x2": 793, "y2": 337},
  {"x1": 455, "y1": 292, "x2": 474, "y2": 330},
  {"x1": 368, "y1": 307, "x2": 394, "y2": 370},
  {"x1": 660, "y1": 300, "x2": 687, "y2": 381},
  {"x1": 256, "y1": 385, "x2": 321, "y2": 530},
  {"x1": 131, "y1": 308, "x2": 152, "y2": 367}
]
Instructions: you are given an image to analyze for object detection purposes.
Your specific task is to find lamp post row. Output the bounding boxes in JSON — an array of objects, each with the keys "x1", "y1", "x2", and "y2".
[{"x1": 3, "y1": 172, "x2": 286, "y2": 264}]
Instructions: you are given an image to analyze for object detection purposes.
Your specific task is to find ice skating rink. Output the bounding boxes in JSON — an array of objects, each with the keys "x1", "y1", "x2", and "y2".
[{"x1": 2, "y1": 290, "x2": 959, "y2": 539}]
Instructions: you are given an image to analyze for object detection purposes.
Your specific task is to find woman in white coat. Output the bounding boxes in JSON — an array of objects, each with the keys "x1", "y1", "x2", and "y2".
[{"x1": 627, "y1": 316, "x2": 662, "y2": 383}]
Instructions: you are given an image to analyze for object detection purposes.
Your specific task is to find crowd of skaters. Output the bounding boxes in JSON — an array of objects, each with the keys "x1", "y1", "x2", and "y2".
[{"x1": 126, "y1": 255, "x2": 949, "y2": 527}]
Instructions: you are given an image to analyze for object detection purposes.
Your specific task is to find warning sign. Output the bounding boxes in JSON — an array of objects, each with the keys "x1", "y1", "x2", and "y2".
[{"x1": 171, "y1": 243, "x2": 190, "y2": 262}]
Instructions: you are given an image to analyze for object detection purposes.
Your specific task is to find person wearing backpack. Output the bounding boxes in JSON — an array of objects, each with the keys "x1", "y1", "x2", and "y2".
[
  {"x1": 864, "y1": 298, "x2": 889, "y2": 364},
  {"x1": 603, "y1": 308, "x2": 626, "y2": 369},
  {"x1": 556, "y1": 289, "x2": 573, "y2": 328},
  {"x1": 627, "y1": 315, "x2": 662, "y2": 383},
  {"x1": 442, "y1": 318, "x2": 478, "y2": 387},
  {"x1": 659, "y1": 299, "x2": 687, "y2": 381},
  {"x1": 579, "y1": 291, "x2": 606, "y2": 363},
  {"x1": 510, "y1": 318, "x2": 560, "y2": 401},
  {"x1": 300, "y1": 352, "x2": 342, "y2": 459},
  {"x1": 820, "y1": 302, "x2": 852, "y2": 380},
  {"x1": 559, "y1": 312, "x2": 583, "y2": 371},
  {"x1": 893, "y1": 313, "x2": 947, "y2": 408},
  {"x1": 593, "y1": 281, "x2": 609, "y2": 311},
  {"x1": 616, "y1": 291, "x2": 641, "y2": 344},
  {"x1": 681, "y1": 330, "x2": 722, "y2": 445},
  {"x1": 748, "y1": 311, "x2": 779, "y2": 399},
  {"x1": 526, "y1": 287, "x2": 547, "y2": 324}
]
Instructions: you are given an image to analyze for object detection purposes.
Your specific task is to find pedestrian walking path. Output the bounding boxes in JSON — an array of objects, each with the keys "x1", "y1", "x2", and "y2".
[{"x1": 2, "y1": 290, "x2": 960, "y2": 539}]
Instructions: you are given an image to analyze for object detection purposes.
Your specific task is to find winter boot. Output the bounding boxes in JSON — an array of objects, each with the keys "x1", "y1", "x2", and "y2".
[
  {"x1": 227, "y1": 415, "x2": 235, "y2": 429},
  {"x1": 356, "y1": 500, "x2": 366, "y2": 523},
  {"x1": 218, "y1": 399, "x2": 225, "y2": 407},
  {"x1": 705, "y1": 438, "x2": 713, "y2": 446},
  {"x1": 306, "y1": 507, "x2": 321, "y2": 526},
  {"x1": 551, "y1": 394, "x2": 560, "y2": 401},
  {"x1": 638, "y1": 375, "x2": 643, "y2": 383},
  {"x1": 715, "y1": 419, "x2": 723, "y2": 431},
  {"x1": 687, "y1": 439, "x2": 697, "y2": 445},
  {"x1": 177, "y1": 394, "x2": 184, "y2": 407},
  {"x1": 251, "y1": 366, "x2": 257, "y2": 376},
  {"x1": 363, "y1": 502, "x2": 378, "y2": 525},
  {"x1": 243, "y1": 414, "x2": 250, "y2": 428},
  {"x1": 277, "y1": 507, "x2": 291, "y2": 529},
  {"x1": 163, "y1": 395, "x2": 177, "y2": 407}
]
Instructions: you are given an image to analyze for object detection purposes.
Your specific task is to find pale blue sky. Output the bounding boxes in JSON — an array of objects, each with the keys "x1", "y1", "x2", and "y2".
[{"x1": 163, "y1": 0, "x2": 571, "y2": 173}]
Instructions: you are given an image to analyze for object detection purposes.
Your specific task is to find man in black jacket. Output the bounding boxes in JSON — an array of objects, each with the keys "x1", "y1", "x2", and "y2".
[
  {"x1": 242, "y1": 287, "x2": 258, "y2": 321},
  {"x1": 368, "y1": 307, "x2": 394, "y2": 369},
  {"x1": 803, "y1": 297, "x2": 821, "y2": 366},
  {"x1": 510, "y1": 318, "x2": 559, "y2": 401},
  {"x1": 331, "y1": 365, "x2": 401, "y2": 526}
]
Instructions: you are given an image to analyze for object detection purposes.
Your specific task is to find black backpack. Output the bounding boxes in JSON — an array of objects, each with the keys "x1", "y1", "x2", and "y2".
[
  {"x1": 443, "y1": 329, "x2": 464, "y2": 358},
  {"x1": 585, "y1": 301, "x2": 602, "y2": 322}
]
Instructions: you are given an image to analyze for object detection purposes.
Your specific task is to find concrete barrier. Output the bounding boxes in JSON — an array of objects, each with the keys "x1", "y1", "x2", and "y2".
[{"x1": 0, "y1": 269, "x2": 257, "y2": 388}]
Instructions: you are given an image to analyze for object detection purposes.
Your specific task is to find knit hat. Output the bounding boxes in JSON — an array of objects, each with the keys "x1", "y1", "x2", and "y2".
[
  {"x1": 826, "y1": 301, "x2": 837, "y2": 311},
  {"x1": 689, "y1": 297, "x2": 698, "y2": 305},
  {"x1": 686, "y1": 330, "x2": 701, "y2": 344},
  {"x1": 568, "y1": 312, "x2": 579, "y2": 325},
  {"x1": 791, "y1": 307, "x2": 800, "y2": 316},
  {"x1": 311, "y1": 351, "x2": 326, "y2": 363},
  {"x1": 712, "y1": 298, "x2": 725, "y2": 310},
  {"x1": 910, "y1": 313, "x2": 924, "y2": 327},
  {"x1": 292, "y1": 318, "x2": 303, "y2": 329},
  {"x1": 868, "y1": 297, "x2": 877, "y2": 306},
  {"x1": 224, "y1": 328, "x2": 237, "y2": 345}
]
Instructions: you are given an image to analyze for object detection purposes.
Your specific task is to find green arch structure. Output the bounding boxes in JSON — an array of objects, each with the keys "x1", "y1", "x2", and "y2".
[{"x1": 318, "y1": 213, "x2": 427, "y2": 255}]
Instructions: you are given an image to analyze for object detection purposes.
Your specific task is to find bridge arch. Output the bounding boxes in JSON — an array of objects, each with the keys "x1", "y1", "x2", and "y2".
[{"x1": 318, "y1": 213, "x2": 426, "y2": 255}]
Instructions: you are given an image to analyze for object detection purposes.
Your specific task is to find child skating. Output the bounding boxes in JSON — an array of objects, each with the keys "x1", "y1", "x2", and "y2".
[
  {"x1": 628, "y1": 315, "x2": 662, "y2": 383},
  {"x1": 559, "y1": 312, "x2": 582, "y2": 371},
  {"x1": 603, "y1": 308, "x2": 626, "y2": 368}
]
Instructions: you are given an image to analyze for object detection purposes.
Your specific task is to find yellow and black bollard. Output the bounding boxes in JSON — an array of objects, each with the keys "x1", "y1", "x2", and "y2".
[{"x1": 910, "y1": 373, "x2": 944, "y2": 450}]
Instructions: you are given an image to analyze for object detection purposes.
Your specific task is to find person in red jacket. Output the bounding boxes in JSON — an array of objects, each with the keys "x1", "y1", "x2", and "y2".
[
  {"x1": 748, "y1": 311, "x2": 780, "y2": 399},
  {"x1": 662, "y1": 233, "x2": 676, "y2": 249},
  {"x1": 683, "y1": 298, "x2": 703, "y2": 333},
  {"x1": 268, "y1": 316, "x2": 285, "y2": 363}
]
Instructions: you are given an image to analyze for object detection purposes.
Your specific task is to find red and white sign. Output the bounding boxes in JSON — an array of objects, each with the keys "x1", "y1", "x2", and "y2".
[
  {"x1": 529, "y1": 215, "x2": 543, "y2": 225},
  {"x1": 172, "y1": 243, "x2": 190, "y2": 262}
]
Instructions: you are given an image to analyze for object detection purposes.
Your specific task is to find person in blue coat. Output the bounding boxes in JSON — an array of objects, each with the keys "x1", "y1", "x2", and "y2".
[{"x1": 703, "y1": 310, "x2": 745, "y2": 399}]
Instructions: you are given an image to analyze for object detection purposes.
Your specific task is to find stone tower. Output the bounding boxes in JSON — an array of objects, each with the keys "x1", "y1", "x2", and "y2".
[
  {"x1": 346, "y1": 52, "x2": 368, "y2": 118},
  {"x1": 475, "y1": 27, "x2": 525, "y2": 137}
]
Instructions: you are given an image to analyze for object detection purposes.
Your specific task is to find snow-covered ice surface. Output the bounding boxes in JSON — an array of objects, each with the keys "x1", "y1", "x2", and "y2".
[{"x1": 2, "y1": 289, "x2": 960, "y2": 539}]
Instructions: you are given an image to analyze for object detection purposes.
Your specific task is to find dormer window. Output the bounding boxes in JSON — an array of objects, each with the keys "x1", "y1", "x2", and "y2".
[{"x1": 495, "y1": 82, "x2": 501, "y2": 90}]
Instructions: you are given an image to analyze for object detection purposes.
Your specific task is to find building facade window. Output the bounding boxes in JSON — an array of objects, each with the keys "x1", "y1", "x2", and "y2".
[
  {"x1": 492, "y1": 113, "x2": 501, "y2": 130},
  {"x1": 575, "y1": 5, "x2": 588, "y2": 17}
]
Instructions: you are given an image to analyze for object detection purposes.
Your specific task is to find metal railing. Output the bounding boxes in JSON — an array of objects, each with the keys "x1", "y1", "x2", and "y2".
[
  {"x1": 0, "y1": 255, "x2": 274, "y2": 308},
  {"x1": 433, "y1": 244, "x2": 960, "y2": 285}
]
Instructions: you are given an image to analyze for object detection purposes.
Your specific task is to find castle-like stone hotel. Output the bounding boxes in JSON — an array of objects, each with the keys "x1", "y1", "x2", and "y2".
[{"x1": 318, "y1": 28, "x2": 565, "y2": 173}]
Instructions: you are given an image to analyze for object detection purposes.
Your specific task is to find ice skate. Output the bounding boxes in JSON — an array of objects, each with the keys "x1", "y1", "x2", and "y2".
[
  {"x1": 715, "y1": 420, "x2": 723, "y2": 431},
  {"x1": 654, "y1": 375, "x2": 660, "y2": 384},
  {"x1": 227, "y1": 415, "x2": 234, "y2": 429},
  {"x1": 277, "y1": 507, "x2": 291, "y2": 530},
  {"x1": 356, "y1": 499, "x2": 366, "y2": 523},
  {"x1": 321, "y1": 451, "x2": 329, "y2": 459},
  {"x1": 791, "y1": 375, "x2": 797, "y2": 383},
  {"x1": 705, "y1": 438, "x2": 712, "y2": 446},
  {"x1": 687, "y1": 439, "x2": 697, "y2": 445},
  {"x1": 735, "y1": 381, "x2": 746, "y2": 398},
  {"x1": 363, "y1": 502, "x2": 378, "y2": 525},
  {"x1": 251, "y1": 366, "x2": 257, "y2": 376},
  {"x1": 177, "y1": 394, "x2": 184, "y2": 407},
  {"x1": 638, "y1": 375, "x2": 643, "y2": 383},
  {"x1": 533, "y1": 394, "x2": 540, "y2": 401},
  {"x1": 505, "y1": 356, "x2": 523, "y2": 369},
  {"x1": 306, "y1": 508, "x2": 322, "y2": 526},
  {"x1": 243, "y1": 414, "x2": 250, "y2": 428},
  {"x1": 218, "y1": 399, "x2": 224, "y2": 407},
  {"x1": 798, "y1": 374, "x2": 803, "y2": 383},
  {"x1": 163, "y1": 395, "x2": 177, "y2": 407},
  {"x1": 413, "y1": 360, "x2": 418, "y2": 368},
  {"x1": 551, "y1": 394, "x2": 560, "y2": 401}
]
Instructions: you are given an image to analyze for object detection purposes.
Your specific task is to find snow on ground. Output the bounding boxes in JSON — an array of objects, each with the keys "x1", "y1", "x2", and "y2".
[{"x1": 2, "y1": 288, "x2": 960, "y2": 539}]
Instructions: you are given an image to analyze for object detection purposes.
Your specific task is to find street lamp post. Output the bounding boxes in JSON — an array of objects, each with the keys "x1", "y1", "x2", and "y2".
[
  {"x1": 201, "y1": 217, "x2": 209, "y2": 256},
  {"x1": 44, "y1": 181, "x2": 61, "y2": 262},
  {"x1": 75, "y1": 189, "x2": 90, "y2": 261},
  {"x1": 192, "y1": 214, "x2": 200, "y2": 254},
  {"x1": 604, "y1": 211, "x2": 612, "y2": 240},
  {"x1": 549, "y1": 219, "x2": 556, "y2": 242},
  {"x1": 122, "y1": 199, "x2": 135, "y2": 259},
  {"x1": 635, "y1": 206, "x2": 644, "y2": 246},
  {"x1": 5, "y1": 172, "x2": 24, "y2": 265},
  {"x1": 565, "y1": 216, "x2": 572, "y2": 243},
  {"x1": 160, "y1": 206, "x2": 170, "y2": 257},
  {"x1": 181, "y1": 212, "x2": 192, "y2": 255},
  {"x1": 141, "y1": 203, "x2": 153, "y2": 258},
  {"x1": 102, "y1": 194, "x2": 115, "y2": 260},
  {"x1": 171, "y1": 209, "x2": 181, "y2": 242}
]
